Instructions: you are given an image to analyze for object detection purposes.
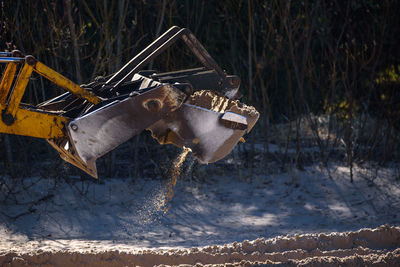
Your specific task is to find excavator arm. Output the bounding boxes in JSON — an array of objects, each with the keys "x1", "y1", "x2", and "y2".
[{"x1": 0, "y1": 27, "x2": 259, "y2": 178}]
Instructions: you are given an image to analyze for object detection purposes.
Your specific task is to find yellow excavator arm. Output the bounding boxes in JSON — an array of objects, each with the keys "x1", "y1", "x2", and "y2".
[
  {"x1": 0, "y1": 53, "x2": 99, "y2": 138},
  {"x1": 0, "y1": 26, "x2": 259, "y2": 178}
]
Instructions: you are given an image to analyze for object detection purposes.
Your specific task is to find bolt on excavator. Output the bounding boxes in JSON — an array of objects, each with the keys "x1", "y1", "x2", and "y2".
[{"x1": 0, "y1": 26, "x2": 259, "y2": 178}]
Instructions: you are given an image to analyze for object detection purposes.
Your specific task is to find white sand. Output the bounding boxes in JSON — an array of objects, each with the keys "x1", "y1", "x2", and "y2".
[
  {"x1": 1, "y1": 160, "x2": 400, "y2": 266},
  {"x1": 1, "y1": 225, "x2": 399, "y2": 266}
]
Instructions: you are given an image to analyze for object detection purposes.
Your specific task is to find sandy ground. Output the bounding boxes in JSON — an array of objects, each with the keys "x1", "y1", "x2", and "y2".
[
  {"x1": 1, "y1": 225, "x2": 400, "y2": 266},
  {"x1": 1, "y1": 157, "x2": 400, "y2": 266}
]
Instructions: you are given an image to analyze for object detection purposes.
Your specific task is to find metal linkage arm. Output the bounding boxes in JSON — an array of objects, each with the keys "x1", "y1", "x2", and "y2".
[{"x1": 106, "y1": 26, "x2": 240, "y2": 99}]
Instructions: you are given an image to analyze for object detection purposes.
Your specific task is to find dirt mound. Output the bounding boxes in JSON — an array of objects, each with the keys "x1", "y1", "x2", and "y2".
[{"x1": 1, "y1": 225, "x2": 399, "y2": 267}]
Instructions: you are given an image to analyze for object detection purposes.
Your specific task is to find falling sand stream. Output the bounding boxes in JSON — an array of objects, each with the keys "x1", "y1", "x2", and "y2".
[{"x1": 162, "y1": 147, "x2": 191, "y2": 213}]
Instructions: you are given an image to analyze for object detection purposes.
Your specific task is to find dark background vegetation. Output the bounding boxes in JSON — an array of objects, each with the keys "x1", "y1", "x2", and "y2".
[{"x1": 0, "y1": 0, "x2": 400, "y2": 182}]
